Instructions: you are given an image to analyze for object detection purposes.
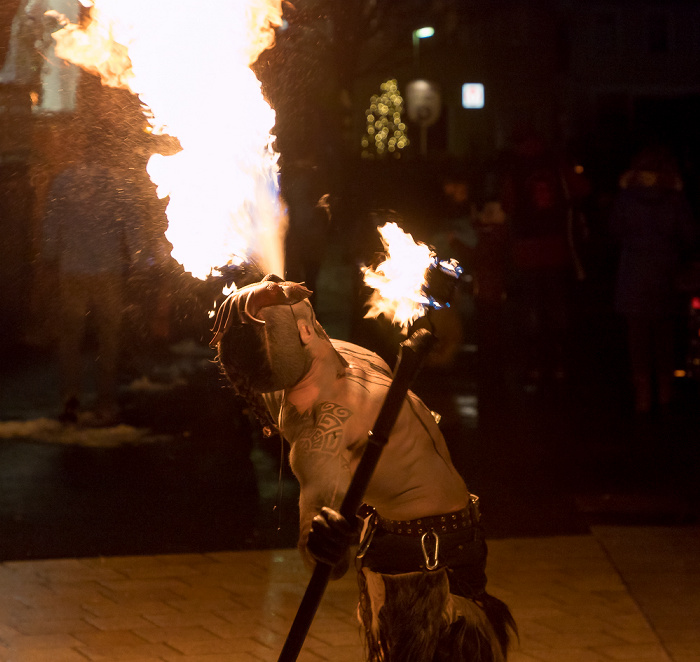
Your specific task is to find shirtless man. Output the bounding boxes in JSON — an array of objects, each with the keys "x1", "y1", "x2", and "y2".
[{"x1": 212, "y1": 275, "x2": 515, "y2": 661}]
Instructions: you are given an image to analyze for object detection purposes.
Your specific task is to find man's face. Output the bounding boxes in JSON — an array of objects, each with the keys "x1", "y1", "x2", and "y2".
[
  {"x1": 214, "y1": 279, "x2": 316, "y2": 394},
  {"x1": 253, "y1": 304, "x2": 312, "y2": 393}
]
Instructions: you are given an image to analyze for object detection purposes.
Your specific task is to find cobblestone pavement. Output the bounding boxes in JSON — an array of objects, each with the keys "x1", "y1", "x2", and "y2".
[{"x1": 1, "y1": 527, "x2": 699, "y2": 662}]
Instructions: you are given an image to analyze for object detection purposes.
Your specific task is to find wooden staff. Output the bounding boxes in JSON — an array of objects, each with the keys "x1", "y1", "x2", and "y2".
[{"x1": 277, "y1": 327, "x2": 436, "y2": 662}]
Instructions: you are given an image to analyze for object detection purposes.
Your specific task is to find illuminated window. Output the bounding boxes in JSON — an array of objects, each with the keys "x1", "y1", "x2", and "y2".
[{"x1": 462, "y1": 83, "x2": 485, "y2": 109}]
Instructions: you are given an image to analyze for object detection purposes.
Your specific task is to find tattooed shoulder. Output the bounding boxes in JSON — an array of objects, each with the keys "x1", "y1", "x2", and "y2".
[{"x1": 283, "y1": 401, "x2": 353, "y2": 456}]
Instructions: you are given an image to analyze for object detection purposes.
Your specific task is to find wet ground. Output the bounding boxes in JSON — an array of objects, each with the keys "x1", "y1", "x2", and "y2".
[{"x1": 1, "y1": 246, "x2": 699, "y2": 563}]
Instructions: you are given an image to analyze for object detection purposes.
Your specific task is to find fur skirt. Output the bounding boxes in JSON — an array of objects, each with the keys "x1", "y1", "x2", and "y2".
[
  {"x1": 357, "y1": 567, "x2": 514, "y2": 662},
  {"x1": 355, "y1": 518, "x2": 516, "y2": 661}
]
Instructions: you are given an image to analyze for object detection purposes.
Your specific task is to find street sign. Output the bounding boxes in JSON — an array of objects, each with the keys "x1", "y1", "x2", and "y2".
[
  {"x1": 462, "y1": 83, "x2": 485, "y2": 109},
  {"x1": 405, "y1": 80, "x2": 441, "y2": 127}
]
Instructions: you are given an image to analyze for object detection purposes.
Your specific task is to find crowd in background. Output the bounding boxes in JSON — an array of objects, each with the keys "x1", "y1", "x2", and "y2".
[
  {"x1": 410, "y1": 132, "x2": 700, "y2": 419},
  {"x1": 23, "y1": 117, "x2": 700, "y2": 425},
  {"x1": 319, "y1": 129, "x2": 700, "y2": 421}
]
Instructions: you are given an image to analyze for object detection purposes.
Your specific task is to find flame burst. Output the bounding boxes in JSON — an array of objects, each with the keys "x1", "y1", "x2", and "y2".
[
  {"x1": 52, "y1": 0, "x2": 285, "y2": 280},
  {"x1": 362, "y1": 222, "x2": 438, "y2": 329}
]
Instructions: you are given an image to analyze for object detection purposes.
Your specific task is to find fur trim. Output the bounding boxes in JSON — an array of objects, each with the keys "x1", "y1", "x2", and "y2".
[{"x1": 358, "y1": 568, "x2": 515, "y2": 661}]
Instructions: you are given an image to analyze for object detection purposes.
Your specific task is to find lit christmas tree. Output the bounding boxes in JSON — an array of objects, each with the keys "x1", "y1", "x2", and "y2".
[{"x1": 361, "y1": 79, "x2": 410, "y2": 159}]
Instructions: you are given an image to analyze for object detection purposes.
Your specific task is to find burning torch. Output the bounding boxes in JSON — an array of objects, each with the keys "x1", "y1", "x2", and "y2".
[{"x1": 277, "y1": 222, "x2": 465, "y2": 662}]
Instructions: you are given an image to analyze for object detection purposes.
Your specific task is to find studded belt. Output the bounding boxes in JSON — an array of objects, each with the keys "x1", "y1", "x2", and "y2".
[
  {"x1": 357, "y1": 495, "x2": 485, "y2": 575},
  {"x1": 374, "y1": 494, "x2": 481, "y2": 537}
]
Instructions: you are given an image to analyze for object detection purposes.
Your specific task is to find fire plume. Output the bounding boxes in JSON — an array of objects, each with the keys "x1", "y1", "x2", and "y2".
[
  {"x1": 362, "y1": 222, "x2": 437, "y2": 329},
  {"x1": 51, "y1": 0, "x2": 286, "y2": 280}
]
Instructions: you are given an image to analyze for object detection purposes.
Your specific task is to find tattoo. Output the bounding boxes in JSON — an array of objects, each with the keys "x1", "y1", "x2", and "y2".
[{"x1": 284, "y1": 401, "x2": 353, "y2": 456}]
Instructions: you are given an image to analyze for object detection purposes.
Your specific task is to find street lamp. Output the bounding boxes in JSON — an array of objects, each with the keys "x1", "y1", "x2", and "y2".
[
  {"x1": 409, "y1": 27, "x2": 438, "y2": 157},
  {"x1": 414, "y1": 26, "x2": 435, "y2": 39},
  {"x1": 412, "y1": 26, "x2": 434, "y2": 72}
]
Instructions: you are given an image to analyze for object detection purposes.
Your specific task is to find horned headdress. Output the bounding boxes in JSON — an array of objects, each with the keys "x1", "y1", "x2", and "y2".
[{"x1": 211, "y1": 274, "x2": 313, "y2": 397}]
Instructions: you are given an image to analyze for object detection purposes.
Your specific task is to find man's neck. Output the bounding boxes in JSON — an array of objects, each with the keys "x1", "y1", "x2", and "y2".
[{"x1": 285, "y1": 343, "x2": 345, "y2": 413}]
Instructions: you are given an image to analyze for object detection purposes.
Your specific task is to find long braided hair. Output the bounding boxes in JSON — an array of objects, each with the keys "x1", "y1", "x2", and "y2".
[
  {"x1": 211, "y1": 275, "x2": 312, "y2": 435},
  {"x1": 215, "y1": 344, "x2": 279, "y2": 436}
]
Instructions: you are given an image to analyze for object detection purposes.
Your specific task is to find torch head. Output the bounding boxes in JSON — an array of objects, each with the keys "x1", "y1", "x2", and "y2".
[
  {"x1": 212, "y1": 275, "x2": 316, "y2": 393},
  {"x1": 422, "y1": 257, "x2": 464, "y2": 310}
]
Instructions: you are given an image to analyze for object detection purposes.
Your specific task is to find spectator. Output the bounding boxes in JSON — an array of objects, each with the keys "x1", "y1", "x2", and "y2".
[
  {"x1": 497, "y1": 129, "x2": 589, "y2": 389},
  {"x1": 610, "y1": 145, "x2": 698, "y2": 414},
  {"x1": 0, "y1": 0, "x2": 83, "y2": 112},
  {"x1": 281, "y1": 158, "x2": 331, "y2": 307},
  {"x1": 41, "y1": 127, "x2": 143, "y2": 425},
  {"x1": 451, "y1": 200, "x2": 512, "y2": 415}
]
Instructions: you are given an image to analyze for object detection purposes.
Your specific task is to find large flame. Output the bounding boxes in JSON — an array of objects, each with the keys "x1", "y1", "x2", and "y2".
[
  {"x1": 51, "y1": 0, "x2": 285, "y2": 280},
  {"x1": 362, "y1": 222, "x2": 437, "y2": 329}
]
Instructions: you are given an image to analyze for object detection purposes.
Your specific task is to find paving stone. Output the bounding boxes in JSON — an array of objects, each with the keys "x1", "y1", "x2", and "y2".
[
  {"x1": 81, "y1": 599, "x2": 179, "y2": 618},
  {"x1": 301, "y1": 641, "x2": 364, "y2": 662},
  {"x1": 131, "y1": 625, "x2": 218, "y2": 645},
  {"x1": 524, "y1": 648, "x2": 619, "y2": 661},
  {"x1": 10, "y1": 619, "x2": 98, "y2": 636},
  {"x1": 593, "y1": 642, "x2": 673, "y2": 660},
  {"x1": 3, "y1": 634, "x2": 81, "y2": 650},
  {"x1": 508, "y1": 652, "x2": 549, "y2": 662},
  {"x1": 140, "y1": 611, "x2": 231, "y2": 630},
  {"x1": 73, "y1": 642, "x2": 177, "y2": 660},
  {"x1": 159, "y1": 653, "x2": 266, "y2": 662},
  {"x1": 83, "y1": 614, "x2": 154, "y2": 631},
  {"x1": 1, "y1": 648, "x2": 89, "y2": 662},
  {"x1": 71, "y1": 629, "x2": 150, "y2": 648},
  {"x1": 2, "y1": 534, "x2": 696, "y2": 662},
  {"x1": 163, "y1": 634, "x2": 274, "y2": 657},
  {"x1": 167, "y1": 584, "x2": 239, "y2": 602}
]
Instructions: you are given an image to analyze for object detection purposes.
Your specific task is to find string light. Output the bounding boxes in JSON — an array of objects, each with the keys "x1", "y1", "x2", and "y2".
[{"x1": 361, "y1": 79, "x2": 410, "y2": 159}]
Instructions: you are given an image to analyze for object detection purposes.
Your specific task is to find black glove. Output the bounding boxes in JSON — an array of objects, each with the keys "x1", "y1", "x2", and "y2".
[{"x1": 306, "y1": 507, "x2": 361, "y2": 567}]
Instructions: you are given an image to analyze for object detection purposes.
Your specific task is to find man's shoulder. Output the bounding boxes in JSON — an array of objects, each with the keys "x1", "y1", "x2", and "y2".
[
  {"x1": 331, "y1": 340, "x2": 392, "y2": 378},
  {"x1": 330, "y1": 339, "x2": 366, "y2": 355}
]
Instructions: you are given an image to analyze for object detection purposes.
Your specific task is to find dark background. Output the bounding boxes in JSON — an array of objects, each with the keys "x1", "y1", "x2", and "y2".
[{"x1": 0, "y1": 0, "x2": 699, "y2": 562}]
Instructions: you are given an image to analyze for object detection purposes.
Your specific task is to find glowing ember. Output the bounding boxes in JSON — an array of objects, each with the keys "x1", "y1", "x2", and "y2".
[
  {"x1": 362, "y1": 222, "x2": 438, "y2": 329},
  {"x1": 51, "y1": 0, "x2": 285, "y2": 280}
]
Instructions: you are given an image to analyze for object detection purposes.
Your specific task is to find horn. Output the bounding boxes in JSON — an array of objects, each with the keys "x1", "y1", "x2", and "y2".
[
  {"x1": 209, "y1": 286, "x2": 265, "y2": 347},
  {"x1": 210, "y1": 280, "x2": 314, "y2": 346}
]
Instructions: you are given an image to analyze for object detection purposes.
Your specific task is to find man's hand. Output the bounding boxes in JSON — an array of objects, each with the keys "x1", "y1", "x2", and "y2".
[{"x1": 306, "y1": 507, "x2": 361, "y2": 567}]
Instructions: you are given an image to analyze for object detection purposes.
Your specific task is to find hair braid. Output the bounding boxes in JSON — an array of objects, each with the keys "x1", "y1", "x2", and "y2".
[{"x1": 216, "y1": 354, "x2": 279, "y2": 435}]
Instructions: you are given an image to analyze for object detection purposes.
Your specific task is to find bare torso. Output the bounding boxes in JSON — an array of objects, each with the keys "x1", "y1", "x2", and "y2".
[
  {"x1": 331, "y1": 340, "x2": 468, "y2": 519},
  {"x1": 275, "y1": 339, "x2": 469, "y2": 562}
]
